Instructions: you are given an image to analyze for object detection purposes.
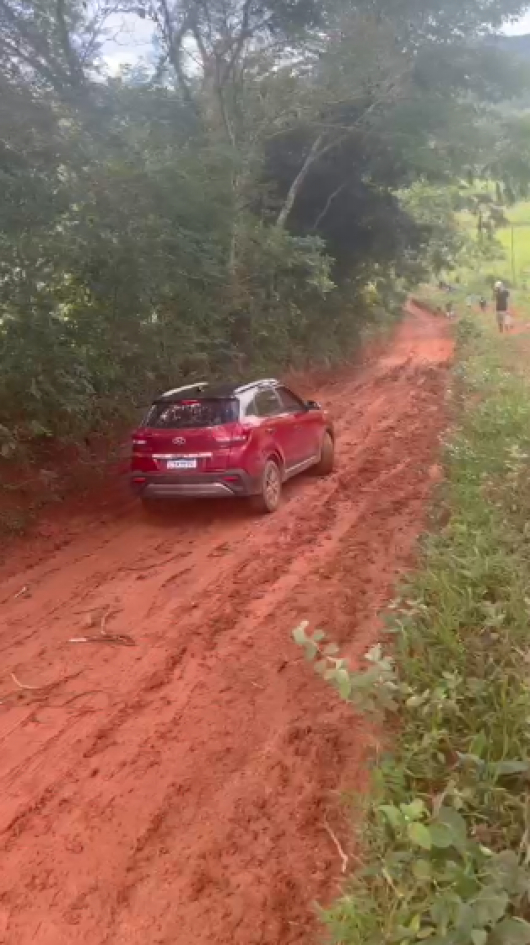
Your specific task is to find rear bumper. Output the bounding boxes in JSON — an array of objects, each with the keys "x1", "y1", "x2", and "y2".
[{"x1": 130, "y1": 469, "x2": 258, "y2": 500}]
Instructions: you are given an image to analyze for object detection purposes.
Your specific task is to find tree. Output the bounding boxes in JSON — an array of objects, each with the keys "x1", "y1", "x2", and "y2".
[{"x1": 1, "y1": 0, "x2": 530, "y2": 460}]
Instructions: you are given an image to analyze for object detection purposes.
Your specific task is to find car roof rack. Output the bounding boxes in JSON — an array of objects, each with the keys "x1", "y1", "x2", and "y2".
[
  {"x1": 156, "y1": 381, "x2": 209, "y2": 402},
  {"x1": 155, "y1": 378, "x2": 280, "y2": 403},
  {"x1": 235, "y1": 378, "x2": 279, "y2": 394}
]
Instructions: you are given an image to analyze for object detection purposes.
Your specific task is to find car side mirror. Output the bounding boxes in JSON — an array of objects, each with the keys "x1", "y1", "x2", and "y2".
[{"x1": 306, "y1": 399, "x2": 321, "y2": 411}]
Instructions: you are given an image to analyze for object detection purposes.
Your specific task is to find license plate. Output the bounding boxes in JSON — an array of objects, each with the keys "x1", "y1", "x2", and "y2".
[{"x1": 167, "y1": 459, "x2": 197, "y2": 470}]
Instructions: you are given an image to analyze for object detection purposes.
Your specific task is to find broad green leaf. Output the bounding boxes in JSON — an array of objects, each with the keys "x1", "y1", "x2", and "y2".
[
  {"x1": 455, "y1": 903, "x2": 475, "y2": 937},
  {"x1": 293, "y1": 623, "x2": 309, "y2": 645},
  {"x1": 430, "y1": 895, "x2": 454, "y2": 929},
  {"x1": 413, "y1": 859, "x2": 432, "y2": 882},
  {"x1": 435, "y1": 807, "x2": 467, "y2": 851},
  {"x1": 490, "y1": 918, "x2": 530, "y2": 945},
  {"x1": 401, "y1": 799, "x2": 425, "y2": 820},
  {"x1": 472, "y1": 930, "x2": 487, "y2": 945},
  {"x1": 336, "y1": 669, "x2": 352, "y2": 700},
  {"x1": 380, "y1": 804, "x2": 402, "y2": 830},
  {"x1": 430, "y1": 822, "x2": 455, "y2": 849},
  {"x1": 437, "y1": 807, "x2": 466, "y2": 836},
  {"x1": 312, "y1": 630, "x2": 326, "y2": 643},
  {"x1": 484, "y1": 850, "x2": 523, "y2": 894},
  {"x1": 303, "y1": 641, "x2": 318, "y2": 661},
  {"x1": 473, "y1": 889, "x2": 508, "y2": 926},
  {"x1": 494, "y1": 850, "x2": 520, "y2": 868},
  {"x1": 407, "y1": 822, "x2": 432, "y2": 850}
]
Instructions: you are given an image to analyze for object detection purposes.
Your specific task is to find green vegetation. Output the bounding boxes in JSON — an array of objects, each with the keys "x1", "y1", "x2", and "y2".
[
  {"x1": 496, "y1": 205, "x2": 530, "y2": 286},
  {"x1": 295, "y1": 316, "x2": 530, "y2": 943},
  {"x1": 457, "y1": 197, "x2": 530, "y2": 289},
  {"x1": 2, "y1": 0, "x2": 530, "y2": 465}
]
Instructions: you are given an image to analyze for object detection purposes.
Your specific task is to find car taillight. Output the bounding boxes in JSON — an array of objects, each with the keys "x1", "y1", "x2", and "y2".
[
  {"x1": 215, "y1": 426, "x2": 252, "y2": 447},
  {"x1": 228, "y1": 432, "x2": 250, "y2": 445},
  {"x1": 131, "y1": 431, "x2": 151, "y2": 452},
  {"x1": 130, "y1": 434, "x2": 156, "y2": 471}
]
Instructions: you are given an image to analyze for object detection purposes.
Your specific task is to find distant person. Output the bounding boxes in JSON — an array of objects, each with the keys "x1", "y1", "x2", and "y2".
[
  {"x1": 479, "y1": 296, "x2": 487, "y2": 312},
  {"x1": 493, "y1": 281, "x2": 510, "y2": 333},
  {"x1": 445, "y1": 301, "x2": 455, "y2": 319}
]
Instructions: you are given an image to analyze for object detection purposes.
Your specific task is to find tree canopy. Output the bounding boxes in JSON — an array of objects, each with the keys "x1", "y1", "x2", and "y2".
[{"x1": 0, "y1": 0, "x2": 529, "y2": 456}]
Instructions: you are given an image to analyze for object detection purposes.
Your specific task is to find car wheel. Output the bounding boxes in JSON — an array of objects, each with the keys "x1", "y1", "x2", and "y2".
[
  {"x1": 253, "y1": 459, "x2": 282, "y2": 513},
  {"x1": 314, "y1": 432, "x2": 335, "y2": 476}
]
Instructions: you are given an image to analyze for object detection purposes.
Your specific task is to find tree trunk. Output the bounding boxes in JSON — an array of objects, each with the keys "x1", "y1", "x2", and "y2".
[{"x1": 276, "y1": 134, "x2": 324, "y2": 228}]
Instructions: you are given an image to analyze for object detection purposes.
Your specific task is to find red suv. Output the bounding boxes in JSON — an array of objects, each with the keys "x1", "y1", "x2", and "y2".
[{"x1": 130, "y1": 379, "x2": 335, "y2": 513}]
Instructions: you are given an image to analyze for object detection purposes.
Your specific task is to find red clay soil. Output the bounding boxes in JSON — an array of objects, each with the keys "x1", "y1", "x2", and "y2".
[{"x1": 0, "y1": 304, "x2": 453, "y2": 945}]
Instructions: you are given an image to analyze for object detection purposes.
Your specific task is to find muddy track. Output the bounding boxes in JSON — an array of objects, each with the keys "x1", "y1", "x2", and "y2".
[{"x1": 0, "y1": 304, "x2": 452, "y2": 945}]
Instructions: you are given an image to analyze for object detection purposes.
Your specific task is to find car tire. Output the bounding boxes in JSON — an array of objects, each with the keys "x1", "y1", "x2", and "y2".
[
  {"x1": 252, "y1": 459, "x2": 282, "y2": 514},
  {"x1": 314, "y1": 432, "x2": 335, "y2": 476}
]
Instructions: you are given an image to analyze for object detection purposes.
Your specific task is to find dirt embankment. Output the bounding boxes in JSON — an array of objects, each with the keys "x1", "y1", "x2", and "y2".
[{"x1": 0, "y1": 303, "x2": 452, "y2": 945}]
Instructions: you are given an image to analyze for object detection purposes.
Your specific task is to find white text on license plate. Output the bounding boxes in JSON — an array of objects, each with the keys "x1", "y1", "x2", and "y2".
[{"x1": 167, "y1": 459, "x2": 197, "y2": 470}]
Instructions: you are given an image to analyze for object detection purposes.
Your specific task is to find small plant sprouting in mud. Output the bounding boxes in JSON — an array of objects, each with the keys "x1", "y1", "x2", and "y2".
[{"x1": 292, "y1": 621, "x2": 399, "y2": 718}]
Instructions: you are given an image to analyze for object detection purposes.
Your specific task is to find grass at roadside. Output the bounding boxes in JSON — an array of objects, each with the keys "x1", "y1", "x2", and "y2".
[{"x1": 299, "y1": 316, "x2": 530, "y2": 944}]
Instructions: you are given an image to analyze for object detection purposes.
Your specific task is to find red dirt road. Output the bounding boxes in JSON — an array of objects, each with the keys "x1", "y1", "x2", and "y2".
[{"x1": 0, "y1": 305, "x2": 452, "y2": 945}]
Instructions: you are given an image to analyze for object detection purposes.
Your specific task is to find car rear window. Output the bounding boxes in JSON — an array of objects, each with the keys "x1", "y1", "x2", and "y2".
[{"x1": 144, "y1": 399, "x2": 239, "y2": 429}]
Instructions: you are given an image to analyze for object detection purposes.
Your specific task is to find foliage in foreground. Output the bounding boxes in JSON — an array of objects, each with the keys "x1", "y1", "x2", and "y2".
[{"x1": 295, "y1": 317, "x2": 530, "y2": 944}]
